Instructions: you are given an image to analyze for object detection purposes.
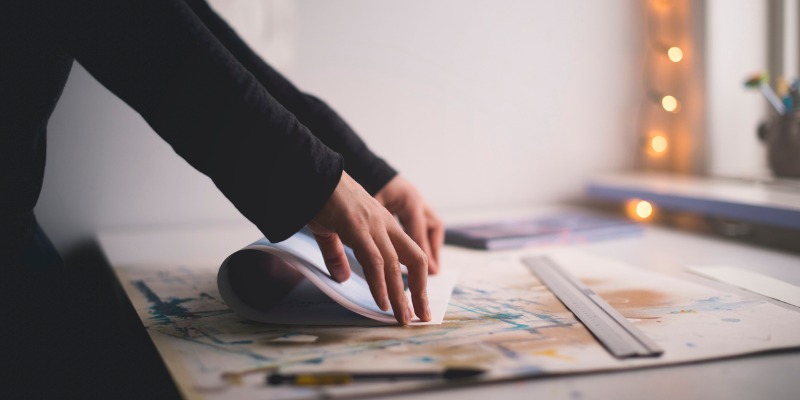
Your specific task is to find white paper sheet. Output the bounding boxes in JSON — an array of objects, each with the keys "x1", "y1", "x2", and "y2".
[
  {"x1": 217, "y1": 230, "x2": 457, "y2": 325},
  {"x1": 687, "y1": 265, "x2": 800, "y2": 308}
]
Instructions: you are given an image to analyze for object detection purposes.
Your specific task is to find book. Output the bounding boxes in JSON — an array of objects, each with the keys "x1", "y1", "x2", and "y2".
[
  {"x1": 444, "y1": 213, "x2": 642, "y2": 250},
  {"x1": 217, "y1": 229, "x2": 457, "y2": 325}
]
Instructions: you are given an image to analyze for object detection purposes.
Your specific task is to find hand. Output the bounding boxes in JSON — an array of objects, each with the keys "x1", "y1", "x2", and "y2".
[
  {"x1": 375, "y1": 175, "x2": 444, "y2": 274},
  {"x1": 308, "y1": 172, "x2": 431, "y2": 325}
]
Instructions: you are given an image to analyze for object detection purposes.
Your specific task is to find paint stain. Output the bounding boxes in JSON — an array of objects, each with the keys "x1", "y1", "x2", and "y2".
[
  {"x1": 269, "y1": 334, "x2": 318, "y2": 343},
  {"x1": 722, "y1": 318, "x2": 741, "y2": 323},
  {"x1": 415, "y1": 342, "x2": 501, "y2": 368},
  {"x1": 579, "y1": 278, "x2": 606, "y2": 287},
  {"x1": 670, "y1": 309, "x2": 697, "y2": 314},
  {"x1": 698, "y1": 296, "x2": 721, "y2": 303},
  {"x1": 533, "y1": 348, "x2": 573, "y2": 361},
  {"x1": 484, "y1": 325, "x2": 594, "y2": 356},
  {"x1": 259, "y1": 331, "x2": 349, "y2": 347},
  {"x1": 486, "y1": 313, "x2": 523, "y2": 320},
  {"x1": 133, "y1": 280, "x2": 193, "y2": 324},
  {"x1": 686, "y1": 342, "x2": 696, "y2": 348},
  {"x1": 597, "y1": 289, "x2": 671, "y2": 310}
]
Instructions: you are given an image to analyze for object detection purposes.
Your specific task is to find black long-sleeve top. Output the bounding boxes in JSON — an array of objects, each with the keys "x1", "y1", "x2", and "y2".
[{"x1": 1, "y1": 0, "x2": 396, "y2": 265}]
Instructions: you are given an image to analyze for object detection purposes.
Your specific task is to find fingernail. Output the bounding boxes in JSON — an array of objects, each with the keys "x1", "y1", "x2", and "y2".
[
  {"x1": 406, "y1": 302, "x2": 415, "y2": 320},
  {"x1": 425, "y1": 305, "x2": 432, "y2": 321},
  {"x1": 381, "y1": 297, "x2": 390, "y2": 311},
  {"x1": 334, "y1": 271, "x2": 346, "y2": 282}
]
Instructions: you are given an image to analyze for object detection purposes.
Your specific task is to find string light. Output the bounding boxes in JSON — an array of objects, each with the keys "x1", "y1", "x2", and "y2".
[
  {"x1": 625, "y1": 199, "x2": 655, "y2": 221},
  {"x1": 637, "y1": 0, "x2": 689, "y2": 171},
  {"x1": 650, "y1": 134, "x2": 668, "y2": 153},
  {"x1": 661, "y1": 95, "x2": 679, "y2": 112},
  {"x1": 667, "y1": 46, "x2": 683, "y2": 62},
  {"x1": 636, "y1": 200, "x2": 654, "y2": 219}
]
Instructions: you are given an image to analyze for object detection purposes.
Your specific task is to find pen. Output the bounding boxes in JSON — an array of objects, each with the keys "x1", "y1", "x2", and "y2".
[
  {"x1": 266, "y1": 367, "x2": 485, "y2": 386},
  {"x1": 744, "y1": 72, "x2": 786, "y2": 115}
]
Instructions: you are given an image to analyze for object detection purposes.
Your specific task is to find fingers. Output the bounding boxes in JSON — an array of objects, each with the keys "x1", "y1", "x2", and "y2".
[
  {"x1": 349, "y1": 229, "x2": 390, "y2": 312},
  {"x1": 374, "y1": 229, "x2": 414, "y2": 324},
  {"x1": 312, "y1": 231, "x2": 350, "y2": 282},
  {"x1": 310, "y1": 172, "x2": 431, "y2": 325},
  {"x1": 346, "y1": 217, "x2": 429, "y2": 325},
  {"x1": 387, "y1": 224, "x2": 431, "y2": 322}
]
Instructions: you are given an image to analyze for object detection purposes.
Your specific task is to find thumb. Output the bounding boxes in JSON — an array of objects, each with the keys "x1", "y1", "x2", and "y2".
[{"x1": 312, "y1": 231, "x2": 351, "y2": 282}]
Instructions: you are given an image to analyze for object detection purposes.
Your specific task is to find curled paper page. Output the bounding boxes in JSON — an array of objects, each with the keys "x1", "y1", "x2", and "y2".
[{"x1": 217, "y1": 229, "x2": 457, "y2": 325}]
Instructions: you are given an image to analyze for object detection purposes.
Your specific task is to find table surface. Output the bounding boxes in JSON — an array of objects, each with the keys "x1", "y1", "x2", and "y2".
[{"x1": 97, "y1": 207, "x2": 800, "y2": 400}]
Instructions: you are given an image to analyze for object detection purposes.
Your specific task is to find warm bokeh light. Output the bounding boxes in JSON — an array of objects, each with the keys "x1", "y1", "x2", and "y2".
[
  {"x1": 650, "y1": 0, "x2": 671, "y2": 13},
  {"x1": 626, "y1": 199, "x2": 655, "y2": 221},
  {"x1": 635, "y1": 200, "x2": 653, "y2": 219},
  {"x1": 667, "y1": 46, "x2": 683, "y2": 62},
  {"x1": 650, "y1": 135, "x2": 668, "y2": 153},
  {"x1": 661, "y1": 95, "x2": 679, "y2": 112}
]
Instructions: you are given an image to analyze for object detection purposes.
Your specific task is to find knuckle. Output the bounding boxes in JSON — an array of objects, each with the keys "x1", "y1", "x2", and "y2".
[
  {"x1": 384, "y1": 258, "x2": 401, "y2": 275},
  {"x1": 410, "y1": 251, "x2": 428, "y2": 269},
  {"x1": 365, "y1": 255, "x2": 384, "y2": 269}
]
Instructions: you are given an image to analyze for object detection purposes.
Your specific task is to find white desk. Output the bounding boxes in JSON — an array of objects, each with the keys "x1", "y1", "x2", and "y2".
[{"x1": 98, "y1": 209, "x2": 800, "y2": 400}]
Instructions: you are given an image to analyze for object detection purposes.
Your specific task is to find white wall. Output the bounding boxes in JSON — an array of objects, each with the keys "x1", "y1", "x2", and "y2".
[
  {"x1": 36, "y1": 0, "x2": 643, "y2": 253},
  {"x1": 286, "y1": 1, "x2": 642, "y2": 211},
  {"x1": 705, "y1": 0, "x2": 770, "y2": 178}
]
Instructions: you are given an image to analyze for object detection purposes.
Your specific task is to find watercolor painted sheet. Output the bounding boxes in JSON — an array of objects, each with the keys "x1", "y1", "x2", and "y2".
[{"x1": 116, "y1": 247, "x2": 800, "y2": 400}]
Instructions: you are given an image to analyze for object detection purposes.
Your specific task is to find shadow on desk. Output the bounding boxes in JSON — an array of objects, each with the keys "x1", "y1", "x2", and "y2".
[{"x1": 3, "y1": 240, "x2": 181, "y2": 400}]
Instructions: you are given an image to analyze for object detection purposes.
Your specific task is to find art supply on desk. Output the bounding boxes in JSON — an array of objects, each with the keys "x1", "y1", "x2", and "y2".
[
  {"x1": 445, "y1": 213, "x2": 642, "y2": 250},
  {"x1": 523, "y1": 256, "x2": 664, "y2": 358},
  {"x1": 790, "y1": 79, "x2": 800, "y2": 111},
  {"x1": 744, "y1": 72, "x2": 786, "y2": 115},
  {"x1": 267, "y1": 368, "x2": 485, "y2": 386}
]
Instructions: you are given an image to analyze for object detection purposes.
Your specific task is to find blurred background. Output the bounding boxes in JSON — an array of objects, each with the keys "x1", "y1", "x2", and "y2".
[{"x1": 34, "y1": 0, "x2": 800, "y2": 255}]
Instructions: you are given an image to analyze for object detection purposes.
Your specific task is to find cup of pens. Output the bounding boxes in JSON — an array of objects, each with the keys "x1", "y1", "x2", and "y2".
[{"x1": 746, "y1": 73, "x2": 800, "y2": 179}]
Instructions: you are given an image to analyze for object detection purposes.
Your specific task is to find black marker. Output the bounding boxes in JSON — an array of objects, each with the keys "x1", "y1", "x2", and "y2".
[{"x1": 267, "y1": 368, "x2": 485, "y2": 386}]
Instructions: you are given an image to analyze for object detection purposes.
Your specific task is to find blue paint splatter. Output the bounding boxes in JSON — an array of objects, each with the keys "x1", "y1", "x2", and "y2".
[
  {"x1": 199, "y1": 331, "x2": 253, "y2": 345},
  {"x1": 414, "y1": 356, "x2": 435, "y2": 363},
  {"x1": 133, "y1": 280, "x2": 193, "y2": 324},
  {"x1": 686, "y1": 342, "x2": 696, "y2": 348},
  {"x1": 486, "y1": 313, "x2": 523, "y2": 320},
  {"x1": 533, "y1": 312, "x2": 567, "y2": 326},
  {"x1": 722, "y1": 318, "x2": 741, "y2": 323},
  {"x1": 493, "y1": 343, "x2": 519, "y2": 359},
  {"x1": 698, "y1": 296, "x2": 721, "y2": 303}
]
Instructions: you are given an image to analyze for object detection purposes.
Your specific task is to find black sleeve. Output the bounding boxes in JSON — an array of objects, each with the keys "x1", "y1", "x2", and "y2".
[
  {"x1": 52, "y1": 0, "x2": 343, "y2": 242},
  {"x1": 182, "y1": 0, "x2": 397, "y2": 195}
]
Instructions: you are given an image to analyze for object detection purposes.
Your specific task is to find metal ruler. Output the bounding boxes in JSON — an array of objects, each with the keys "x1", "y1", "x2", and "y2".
[{"x1": 523, "y1": 256, "x2": 663, "y2": 358}]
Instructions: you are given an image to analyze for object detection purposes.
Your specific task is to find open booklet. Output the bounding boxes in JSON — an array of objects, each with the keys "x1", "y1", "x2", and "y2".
[{"x1": 217, "y1": 229, "x2": 458, "y2": 326}]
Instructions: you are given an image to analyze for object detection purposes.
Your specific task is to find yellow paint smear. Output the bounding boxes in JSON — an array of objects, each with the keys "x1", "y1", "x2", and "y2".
[{"x1": 533, "y1": 348, "x2": 573, "y2": 361}]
